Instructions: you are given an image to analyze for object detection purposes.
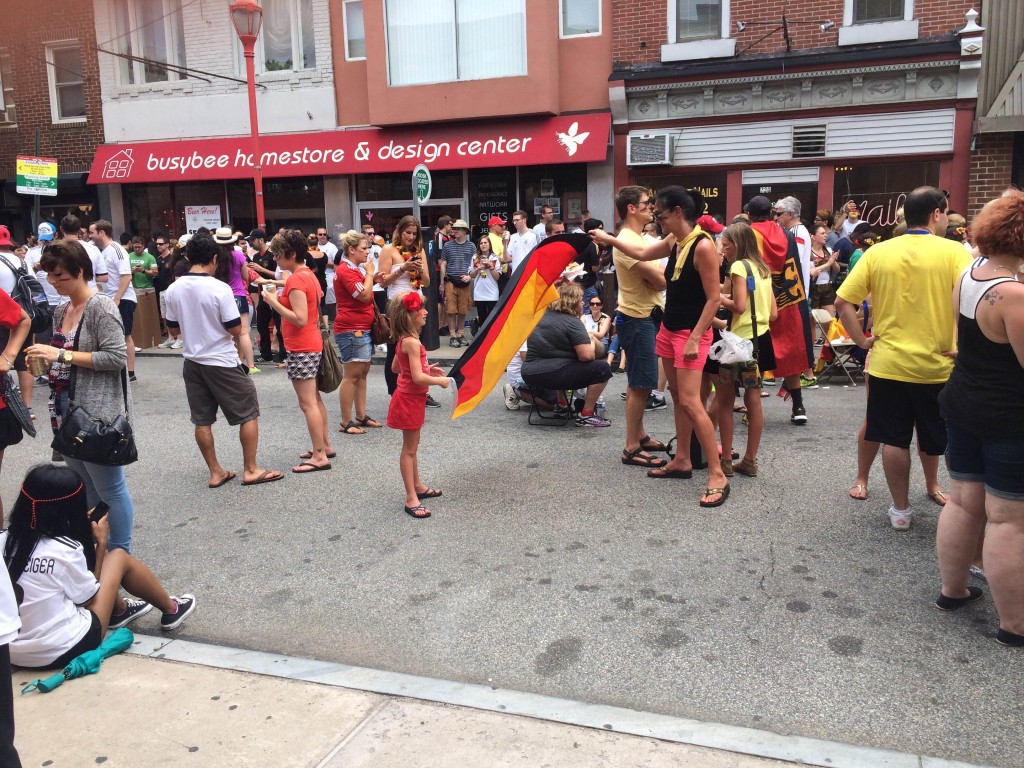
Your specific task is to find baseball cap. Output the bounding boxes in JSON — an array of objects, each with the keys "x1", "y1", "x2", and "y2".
[
  {"x1": 245, "y1": 228, "x2": 267, "y2": 243},
  {"x1": 487, "y1": 216, "x2": 505, "y2": 228},
  {"x1": 745, "y1": 196, "x2": 773, "y2": 218},
  {"x1": 696, "y1": 215, "x2": 724, "y2": 235},
  {"x1": 0, "y1": 226, "x2": 13, "y2": 247},
  {"x1": 37, "y1": 222, "x2": 56, "y2": 241}
]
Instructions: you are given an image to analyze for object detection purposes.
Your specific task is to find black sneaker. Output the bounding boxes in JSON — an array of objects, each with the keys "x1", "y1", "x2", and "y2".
[
  {"x1": 161, "y1": 594, "x2": 196, "y2": 631},
  {"x1": 109, "y1": 598, "x2": 152, "y2": 629},
  {"x1": 253, "y1": 355, "x2": 269, "y2": 364},
  {"x1": 425, "y1": 395, "x2": 442, "y2": 408},
  {"x1": 791, "y1": 405, "x2": 807, "y2": 425},
  {"x1": 129, "y1": 373, "x2": 138, "y2": 383},
  {"x1": 645, "y1": 394, "x2": 667, "y2": 411}
]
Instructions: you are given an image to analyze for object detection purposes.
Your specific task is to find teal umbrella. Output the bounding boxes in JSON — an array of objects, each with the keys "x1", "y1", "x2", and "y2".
[{"x1": 21, "y1": 628, "x2": 134, "y2": 694}]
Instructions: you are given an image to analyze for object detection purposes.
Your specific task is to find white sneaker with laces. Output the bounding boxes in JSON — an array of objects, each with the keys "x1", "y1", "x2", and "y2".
[
  {"x1": 158, "y1": 338, "x2": 174, "y2": 349},
  {"x1": 502, "y1": 383, "x2": 520, "y2": 410},
  {"x1": 888, "y1": 505, "x2": 913, "y2": 531},
  {"x1": 170, "y1": 340, "x2": 184, "y2": 350}
]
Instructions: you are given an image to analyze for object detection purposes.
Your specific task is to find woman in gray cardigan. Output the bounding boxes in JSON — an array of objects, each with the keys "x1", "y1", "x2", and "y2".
[{"x1": 26, "y1": 240, "x2": 136, "y2": 553}]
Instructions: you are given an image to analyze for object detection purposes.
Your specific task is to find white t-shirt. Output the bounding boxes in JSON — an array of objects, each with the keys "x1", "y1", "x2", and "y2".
[
  {"x1": 164, "y1": 273, "x2": 242, "y2": 368},
  {"x1": 473, "y1": 255, "x2": 500, "y2": 302},
  {"x1": 320, "y1": 241, "x2": 338, "y2": 264},
  {"x1": 790, "y1": 223, "x2": 812, "y2": 295},
  {"x1": 101, "y1": 242, "x2": 136, "y2": 303},
  {"x1": 532, "y1": 222, "x2": 547, "y2": 241},
  {"x1": 25, "y1": 246, "x2": 70, "y2": 306},
  {"x1": 839, "y1": 217, "x2": 859, "y2": 240},
  {"x1": 368, "y1": 244, "x2": 384, "y2": 293},
  {"x1": 81, "y1": 240, "x2": 106, "y2": 291},
  {"x1": 507, "y1": 230, "x2": 538, "y2": 274},
  {"x1": 0, "y1": 550, "x2": 19, "y2": 647},
  {"x1": 1, "y1": 531, "x2": 98, "y2": 668},
  {"x1": 0, "y1": 251, "x2": 19, "y2": 295},
  {"x1": 582, "y1": 311, "x2": 609, "y2": 344}
]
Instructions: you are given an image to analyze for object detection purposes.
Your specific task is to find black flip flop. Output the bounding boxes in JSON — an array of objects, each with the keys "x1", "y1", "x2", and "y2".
[
  {"x1": 647, "y1": 467, "x2": 692, "y2": 479},
  {"x1": 241, "y1": 470, "x2": 284, "y2": 486},
  {"x1": 300, "y1": 450, "x2": 337, "y2": 459},
  {"x1": 699, "y1": 484, "x2": 730, "y2": 507},
  {"x1": 639, "y1": 435, "x2": 669, "y2": 453},
  {"x1": 404, "y1": 504, "x2": 431, "y2": 519},
  {"x1": 622, "y1": 447, "x2": 667, "y2": 468},
  {"x1": 417, "y1": 488, "x2": 443, "y2": 499}
]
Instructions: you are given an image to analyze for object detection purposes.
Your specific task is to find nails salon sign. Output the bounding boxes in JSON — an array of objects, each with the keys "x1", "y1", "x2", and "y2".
[{"x1": 88, "y1": 114, "x2": 610, "y2": 185}]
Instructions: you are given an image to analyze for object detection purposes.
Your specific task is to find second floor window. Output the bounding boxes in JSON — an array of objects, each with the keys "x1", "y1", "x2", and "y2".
[
  {"x1": 385, "y1": 0, "x2": 526, "y2": 87},
  {"x1": 46, "y1": 43, "x2": 87, "y2": 122},
  {"x1": 113, "y1": 0, "x2": 187, "y2": 84},
  {"x1": 676, "y1": 0, "x2": 722, "y2": 41},
  {"x1": 261, "y1": 0, "x2": 316, "y2": 71},
  {"x1": 853, "y1": 0, "x2": 904, "y2": 23},
  {"x1": 0, "y1": 50, "x2": 14, "y2": 125},
  {"x1": 344, "y1": 0, "x2": 366, "y2": 60}
]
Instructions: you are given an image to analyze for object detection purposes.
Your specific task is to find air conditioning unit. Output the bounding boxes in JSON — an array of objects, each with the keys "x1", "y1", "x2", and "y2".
[{"x1": 627, "y1": 133, "x2": 674, "y2": 167}]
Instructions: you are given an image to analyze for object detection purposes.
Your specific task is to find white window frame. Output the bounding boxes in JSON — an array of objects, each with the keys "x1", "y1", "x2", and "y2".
[
  {"x1": 45, "y1": 42, "x2": 87, "y2": 124},
  {"x1": 559, "y1": 0, "x2": 601, "y2": 39},
  {"x1": 662, "y1": 0, "x2": 735, "y2": 62},
  {"x1": 343, "y1": 0, "x2": 366, "y2": 61},
  {"x1": 0, "y1": 51, "x2": 12, "y2": 125},
  {"x1": 838, "y1": 0, "x2": 918, "y2": 46},
  {"x1": 234, "y1": 0, "x2": 317, "y2": 74},
  {"x1": 113, "y1": 0, "x2": 187, "y2": 85}
]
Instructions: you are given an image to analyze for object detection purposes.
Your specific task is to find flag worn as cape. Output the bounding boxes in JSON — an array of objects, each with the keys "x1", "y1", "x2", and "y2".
[{"x1": 448, "y1": 233, "x2": 592, "y2": 419}]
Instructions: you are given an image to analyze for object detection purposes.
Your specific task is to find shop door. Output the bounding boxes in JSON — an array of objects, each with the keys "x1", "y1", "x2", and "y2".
[
  {"x1": 741, "y1": 182, "x2": 817, "y2": 226},
  {"x1": 355, "y1": 201, "x2": 463, "y2": 244}
]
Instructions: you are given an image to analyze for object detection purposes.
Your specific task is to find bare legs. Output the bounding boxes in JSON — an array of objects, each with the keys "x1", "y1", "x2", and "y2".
[
  {"x1": 292, "y1": 378, "x2": 332, "y2": 470},
  {"x1": 194, "y1": 418, "x2": 277, "y2": 486},
  {"x1": 716, "y1": 378, "x2": 764, "y2": 464},
  {"x1": 937, "y1": 479, "x2": 986, "y2": 600},
  {"x1": 624, "y1": 387, "x2": 651, "y2": 453},
  {"x1": 400, "y1": 428, "x2": 427, "y2": 509},
  {"x1": 339, "y1": 361, "x2": 371, "y2": 428},
  {"x1": 236, "y1": 312, "x2": 255, "y2": 369},
  {"x1": 89, "y1": 549, "x2": 175, "y2": 634},
  {"x1": 662, "y1": 360, "x2": 727, "y2": 499}
]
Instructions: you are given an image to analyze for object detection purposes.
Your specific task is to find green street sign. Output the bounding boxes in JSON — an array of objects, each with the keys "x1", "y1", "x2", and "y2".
[
  {"x1": 413, "y1": 163, "x2": 432, "y2": 205},
  {"x1": 16, "y1": 155, "x2": 58, "y2": 197}
]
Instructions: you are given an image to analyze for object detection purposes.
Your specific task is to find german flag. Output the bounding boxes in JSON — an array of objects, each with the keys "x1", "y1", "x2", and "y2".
[{"x1": 449, "y1": 234, "x2": 591, "y2": 419}]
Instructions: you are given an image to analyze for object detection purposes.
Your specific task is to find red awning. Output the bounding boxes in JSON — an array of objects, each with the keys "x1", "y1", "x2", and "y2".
[{"x1": 88, "y1": 113, "x2": 610, "y2": 185}]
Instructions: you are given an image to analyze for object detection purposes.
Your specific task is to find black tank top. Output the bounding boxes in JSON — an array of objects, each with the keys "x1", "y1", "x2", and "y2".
[
  {"x1": 940, "y1": 258, "x2": 1024, "y2": 439},
  {"x1": 662, "y1": 234, "x2": 709, "y2": 332}
]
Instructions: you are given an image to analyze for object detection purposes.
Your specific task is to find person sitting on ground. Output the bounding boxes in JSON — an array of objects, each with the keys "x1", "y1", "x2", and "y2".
[
  {"x1": 2, "y1": 464, "x2": 196, "y2": 669},
  {"x1": 521, "y1": 282, "x2": 613, "y2": 427}
]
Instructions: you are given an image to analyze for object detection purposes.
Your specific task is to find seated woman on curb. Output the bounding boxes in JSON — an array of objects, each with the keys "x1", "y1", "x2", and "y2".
[
  {"x1": 2, "y1": 464, "x2": 196, "y2": 669},
  {"x1": 521, "y1": 282, "x2": 613, "y2": 427}
]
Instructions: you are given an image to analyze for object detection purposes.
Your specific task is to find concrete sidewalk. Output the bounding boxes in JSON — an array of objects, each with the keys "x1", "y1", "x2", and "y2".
[{"x1": 11, "y1": 635, "x2": 985, "y2": 768}]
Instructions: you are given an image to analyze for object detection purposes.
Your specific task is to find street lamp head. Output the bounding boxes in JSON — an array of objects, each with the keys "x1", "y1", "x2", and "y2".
[{"x1": 230, "y1": 0, "x2": 263, "y2": 46}]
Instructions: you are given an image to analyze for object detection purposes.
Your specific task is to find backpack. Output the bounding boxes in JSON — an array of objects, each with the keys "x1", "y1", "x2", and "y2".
[{"x1": 0, "y1": 253, "x2": 54, "y2": 334}]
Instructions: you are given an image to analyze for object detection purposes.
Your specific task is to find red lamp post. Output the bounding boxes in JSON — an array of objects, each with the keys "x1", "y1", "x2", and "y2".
[{"x1": 230, "y1": 0, "x2": 266, "y2": 229}]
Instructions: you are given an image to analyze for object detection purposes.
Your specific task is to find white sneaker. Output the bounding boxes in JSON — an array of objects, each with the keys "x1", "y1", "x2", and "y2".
[
  {"x1": 158, "y1": 338, "x2": 173, "y2": 349},
  {"x1": 888, "y1": 506, "x2": 912, "y2": 531},
  {"x1": 170, "y1": 340, "x2": 184, "y2": 350},
  {"x1": 503, "y1": 382, "x2": 520, "y2": 411},
  {"x1": 134, "y1": 346, "x2": 142, "y2": 353}
]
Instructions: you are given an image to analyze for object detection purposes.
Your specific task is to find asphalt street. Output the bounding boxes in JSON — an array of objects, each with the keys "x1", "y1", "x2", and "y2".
[{"x1": 7, "y1": 356, "x2": 1021, "y2": 768}]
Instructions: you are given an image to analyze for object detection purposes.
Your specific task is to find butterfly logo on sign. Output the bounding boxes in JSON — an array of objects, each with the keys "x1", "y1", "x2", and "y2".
[{"x1": 556, "y1": 122, "x2": 590, "y2": 157}]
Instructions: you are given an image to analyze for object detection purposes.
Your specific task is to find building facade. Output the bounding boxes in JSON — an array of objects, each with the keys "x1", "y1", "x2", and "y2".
[
  {"x1": 0, "y1": 0, "x2": 106, "y2": 242},
  {"x1": 968, "y1": 2, "x2": 1023, "y2": 217},
  {"x1": 610, "y1": 0, "x2": 983, "y2": 230},
  {"x1": 86, "y1": 0, "x2": 614, "y2": 240}
]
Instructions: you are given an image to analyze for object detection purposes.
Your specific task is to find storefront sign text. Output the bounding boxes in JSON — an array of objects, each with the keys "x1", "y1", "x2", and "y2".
[
  {"x1": 89, "y1": 115, "x2": 610, "y2": 185},
  {"x1": 184, "y1": 205, "x2": 222, "y2": 233}
]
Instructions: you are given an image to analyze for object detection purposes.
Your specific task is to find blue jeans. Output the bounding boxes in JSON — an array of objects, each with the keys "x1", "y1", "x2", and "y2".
[
  {"x1": 615, "y1": 313, "x2": 658, "y2": 390},
  {"x1": 53, "y1": 390, "x2": 135, "y2": 552}
]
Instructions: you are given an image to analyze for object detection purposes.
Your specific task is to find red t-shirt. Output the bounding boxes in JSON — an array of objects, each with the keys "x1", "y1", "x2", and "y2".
[
  {"x1": 332, "y1": 262, "x2": 375, "y2": 333},
  {"x1": 279, "y1": 268, "x2": 323, "y2": 353},
  {"x1": 0, "y1": 290, "x2": 24, "y2": 411}
]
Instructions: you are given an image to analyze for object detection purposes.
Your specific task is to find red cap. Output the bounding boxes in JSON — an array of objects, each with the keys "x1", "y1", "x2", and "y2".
[
  {"x1": 696, "y1": 215, "x2": 724, "y2": 235},
  {"x1": 0, "y1": 226, "x2": 13, "y2": 247},
  {"x1": 487, "y1": 216, "x2": 505, "y2": 228}
]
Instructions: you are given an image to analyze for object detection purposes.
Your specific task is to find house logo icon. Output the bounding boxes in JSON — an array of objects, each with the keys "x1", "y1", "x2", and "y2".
[{"x1": 102, "y1": 148, "x2": 134, "y2": 180}]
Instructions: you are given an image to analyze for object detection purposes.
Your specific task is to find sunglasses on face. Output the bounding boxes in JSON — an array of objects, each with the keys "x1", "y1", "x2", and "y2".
[{"x1": 590, "y1": 301, "x2": 602, "y2": 306}]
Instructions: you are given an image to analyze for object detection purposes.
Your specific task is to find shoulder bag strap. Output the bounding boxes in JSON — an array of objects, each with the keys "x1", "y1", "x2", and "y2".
[{"x1": 742, "y1": 261, "x2": 759, "y2": 361}]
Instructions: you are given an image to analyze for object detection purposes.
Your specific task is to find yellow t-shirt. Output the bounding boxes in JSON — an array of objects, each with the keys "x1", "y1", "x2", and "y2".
[
  {"x1": 613, "y1": 227, "x2": 664, "y2": 318},
  {"x1": 728, "y1": 259, "x2": 772, "y2": 340},
  {"x1": 836, "y1": 233, "x2": 971, "y2": 383},
  {"x1": 488, "y1": 233, "x2": 506, "y2": 273}
]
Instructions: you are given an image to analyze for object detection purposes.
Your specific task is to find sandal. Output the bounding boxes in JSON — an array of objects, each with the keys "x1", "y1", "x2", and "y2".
[
  {"x1": 417, "y1": 487, "x2": 443, "y2": 499},
  {"x1": 699, "y1": 484, "x2": 730, "y2": 508},
  {"x1": 849, "y1": 483, "x2": 868, "y2": 501},
  {"x1": 300, "y1": 450, "x2": 337, "y2": 459},
  {"x1": 357, "y1": 415, "x2": 383, "y2": 428},
  {"x1": 622, "y1": 447, "x2": 667, "y2": 468},
  {"x1": 639, "y1": 435, "x2": 669, "y2": 453},
  {"x1": 647, "y1": 466, "x2": 692, "y2": 479},
  {"x1": 340, "y1": 420, "x2": 366, "y2": 435},
  {"x1": 404, "y1": 504, "x2": 431, "y2": 519},
  {"x1": 929, "y1": 490, "x2": 949, "y2": 507}
]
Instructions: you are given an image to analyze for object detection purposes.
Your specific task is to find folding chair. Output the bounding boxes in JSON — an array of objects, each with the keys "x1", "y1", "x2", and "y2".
[
  {"x1": 812, "y1": 308, "x2": 859, "y2": 386},
  {"x1": 527, "y1": 389, "x2": 572, "y2": 426}
]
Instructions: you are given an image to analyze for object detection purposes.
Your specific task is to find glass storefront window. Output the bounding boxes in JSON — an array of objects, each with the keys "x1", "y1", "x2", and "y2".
[
  {"x1": 834, "y1": 162, "x2": 940, "y2": 236},
  {"x1": 174, "y1": 181, "x2": 227, "y2": 235},
  {"x1": 227, "y1": 179, "x2": 256, "y2": 235},
  {"x1": 264, "y1": 176, "x2": 325, "y2": 233},
  {"x1": 518, "y1": 164, "x2": 587, "y2": 228},
  {"x1": 356, "y1": 170, "x2": 462, "y2": 202},
  {"x1": 635, "y1": 173, "x2": 727, "y2": 220},
  {"x1": 123, "y1": 183, "x2": 174, "y2": 238}
]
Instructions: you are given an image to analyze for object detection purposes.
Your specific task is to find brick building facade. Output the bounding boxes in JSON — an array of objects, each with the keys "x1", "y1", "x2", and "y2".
[
  {"x1": 609, "y1": 0, "x2": 982, "y2": 228},
  {"x1": 0, "y1": 0, "x2": 105, "y2": 241}
]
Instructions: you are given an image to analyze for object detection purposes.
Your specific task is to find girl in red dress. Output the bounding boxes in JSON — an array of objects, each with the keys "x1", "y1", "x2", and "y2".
[{"x1": 387, "y1": 291, "x2": 450, "y2": 518}]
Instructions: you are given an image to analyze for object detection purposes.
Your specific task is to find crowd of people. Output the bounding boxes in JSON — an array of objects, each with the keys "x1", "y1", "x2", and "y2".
[{"x1": 0, "y1": 180, "x2": 1014, "y2": 762}]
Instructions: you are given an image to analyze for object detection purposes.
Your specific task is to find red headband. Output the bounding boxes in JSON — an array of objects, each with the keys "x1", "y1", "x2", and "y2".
[
  {"x1": 20, "y1": 483, "x2": 84, "y2": 530},
  {"x1": 401, "y1": 292, "x2": 423, "y2": 312}
]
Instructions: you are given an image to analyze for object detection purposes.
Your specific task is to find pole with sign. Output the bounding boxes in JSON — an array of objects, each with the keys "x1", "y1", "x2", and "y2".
[
  {"x1": 16, "y1": 155, "x2": 58, "y2": 197},
  {"x1": 412, "y1": 164, "x2": 440, "y2": 351}
]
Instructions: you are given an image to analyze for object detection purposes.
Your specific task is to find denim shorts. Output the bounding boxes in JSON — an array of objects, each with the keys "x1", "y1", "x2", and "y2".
[
  {"x1": 615, "y1": 313, "x2": 658, "y2": 390},
  {"x1": 335, "y1": 331, "x2": 372, "y2": 363},
  {"x1": 945, "y1": 421, "x2": 1024, "y2": 500}
]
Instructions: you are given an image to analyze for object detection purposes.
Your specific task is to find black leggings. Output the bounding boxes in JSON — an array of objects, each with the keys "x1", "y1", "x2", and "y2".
[
  {"x1": 475, "y1": 301, "x2": 496, "y2": 325},
  {"x1": 385, "y1": 340, "x2": 398, "y2": 395},
  {"x1": 256, "y1": 298, "x2": 286, "y2": 362}
]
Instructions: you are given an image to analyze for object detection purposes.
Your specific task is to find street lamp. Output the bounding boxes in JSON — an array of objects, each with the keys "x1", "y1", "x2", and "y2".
[{"x1": 230, "y1": 0, "x2": 266, "y2": 229}]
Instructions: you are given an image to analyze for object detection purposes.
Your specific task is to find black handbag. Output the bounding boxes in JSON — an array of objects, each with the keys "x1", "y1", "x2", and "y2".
[
  {"x1": 0, "y1": 373, "x2": 36, "y2": 438},
  {"x1": 51, "y1": 323, "x2": 137, "y2": 466}
]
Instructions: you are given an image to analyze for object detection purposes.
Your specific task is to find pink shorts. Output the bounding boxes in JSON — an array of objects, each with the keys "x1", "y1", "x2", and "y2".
[{"x1": 656, "y1": 326, "x2": 713, "y2": 370}]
